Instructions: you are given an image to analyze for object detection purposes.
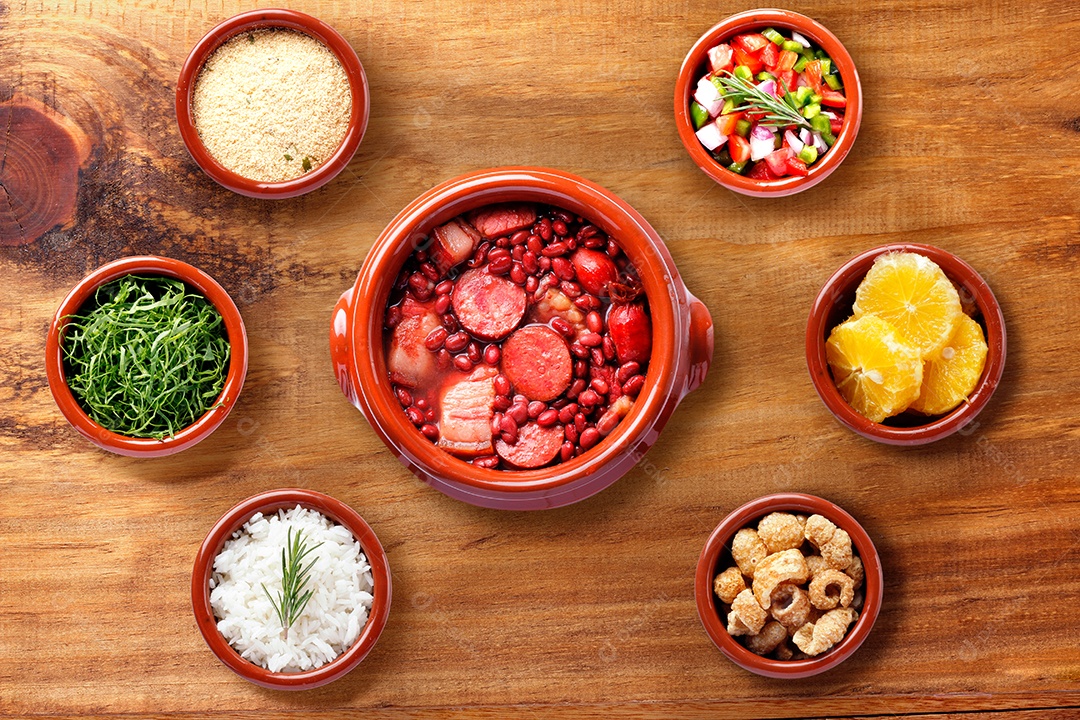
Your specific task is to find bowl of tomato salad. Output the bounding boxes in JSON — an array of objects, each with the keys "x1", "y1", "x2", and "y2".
[
  {"x1": 675, "y1": 9, "x2": 862, "y2": 197},
  {"x1": 330, "y1": 167, "x2": 714, "y2": 511}
]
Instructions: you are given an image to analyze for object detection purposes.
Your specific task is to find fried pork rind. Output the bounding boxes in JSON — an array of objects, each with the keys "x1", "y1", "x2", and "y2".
[
  {"x1": 731, "y1": 528, "x2": 768, "y2": 579},
  {"x1": 805, "y1": 514, "x2": 853, "y2": 569},
  {"x1": 730, "y1": 589, "x2": 768, "y2": 634},
  {"x1": 745, "y1": 621, "x2": 787, "y2": 655},
  {"x1": 757, "y1": 512, "x2": 805, "y2": 554},
  {"x1": 769, "y1": 582, "x2": 811, "y2": 633},
  {"x1": 773, "y1": 641, "x2": 794, "y2": 660},
  {"x1": 792, "y1": 607, "x2": 858, "y2": 656},
  {"x1": 713, "y1": 566, "x2": 747, "y2": 604},
  {"x1": 752, "y1": 549, "x2": 809, "y2": 609},
  {"x1": 808, "y1": 568, "x2": 855, "y2": 610},
  {"x1": 726, "y1": 611, "x2": 752, "y2": 637},
  {"x1": 805, "y1": 554, "x2": 829, "y2": 579},
  {"x1": 846, "y1": 555, "x2": 865, "y2": 589}
]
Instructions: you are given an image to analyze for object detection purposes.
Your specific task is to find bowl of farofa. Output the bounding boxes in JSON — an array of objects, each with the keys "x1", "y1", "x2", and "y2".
[
  {"x1": 176, "y1": 8, "x2": 369, "y2": 198},
  {"x1": 695, "y1": 493, "x2": 882, "y2": 678}
]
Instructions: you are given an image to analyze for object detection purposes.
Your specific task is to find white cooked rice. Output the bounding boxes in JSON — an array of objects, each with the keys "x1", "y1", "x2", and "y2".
[{"x1": 209, "y1": 504, "x2": 374, "y2": 673}]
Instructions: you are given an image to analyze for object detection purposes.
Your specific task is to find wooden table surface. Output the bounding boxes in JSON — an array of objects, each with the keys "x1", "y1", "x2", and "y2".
[{"x1": 2, "y1": 0, "x2": 1079, "y2": 717}]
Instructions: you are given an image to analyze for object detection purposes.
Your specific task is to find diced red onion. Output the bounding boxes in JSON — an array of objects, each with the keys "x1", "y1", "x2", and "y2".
[
  {"x1": 790, "y1": 31, "x2": 811, "y2": 48},
  {"x1": 799, "y1": 128, "x2": 812, "y2": 145},
  {"x1": 796, "y1": 74, "x2": 810, "y2": 89},
  {"x1": 821, "y1": 110, "x2": 838, "y2": 119},
  {"x1": 694, "y1": 77, "x2": 724, "y2": 117},
  {"x1": 812, "y1": 132, "x2": 828, "y2": 152},
  {"x1": 749, "y1": 125, "x2": 775, "y2": 161},
  {"x1": 696, "y1": 122, "x2": 728, "y2": 151},
  {"x1": 757, "y1": 78, "x2": 777, "y2": 98},
  {"x1": 784, "y1": 129, "x2": 804, "y2": 153}
]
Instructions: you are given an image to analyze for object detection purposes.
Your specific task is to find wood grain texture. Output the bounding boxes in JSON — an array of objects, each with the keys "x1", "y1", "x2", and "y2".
[{"x1": 1, "y1": 0, "x2": 1079, "y2": 717}]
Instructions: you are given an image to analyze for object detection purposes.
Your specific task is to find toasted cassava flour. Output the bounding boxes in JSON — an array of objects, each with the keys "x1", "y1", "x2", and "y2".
[{"x1": 192, "y1": 28, "x2": 352, "y2": 182}]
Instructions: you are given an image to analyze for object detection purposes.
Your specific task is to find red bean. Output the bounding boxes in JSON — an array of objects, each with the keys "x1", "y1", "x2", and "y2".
[
  {"x1": 567, "y1": 378, "x2": 586, "y2": 399},
  {"x1": 510, "y1": 263, "x2": 527, "y2": 285},
  {"x1": 549, "y1": 317, "x2": 572, "y2": 337},
  {"x1": 541, "y1": 242, "x2": 569, "y2": 257},
  {"x1": 385, "y1": 305, "x2": 403, "y2": 329},
  {"x1": 565, "y1": 237, "x2": 577, "y2": 250},
  {"x1": 538, "y1": 256, "x2": 552, "y2": 273},
  {"x1": 413, "y1": 286, "x2": 433, "y2": 301},
  {"x1": 494, "y1": 374, "x2": 512, "y2": 396},
  {"x1": 522, "y1": 251, "x2": 539, "y2": 275},
  {"x1": 525, "y1": 276, "x2": 539, "y2": 294},
  {"x1": 576, "y1": 224, "x2": 599, "y2": 241},
  {"x1": 607, "y1": 239, "x2": 620, "y2": 258},
  {"x1": 441, "y1": 313, "x2": 459, "y2": 332},
  {"x1": 557, "y1": 406, "x2": 574, "y2": 424},
  {"x1": 508, "y1": 403, "x2": 529, "y2": 425},
  {"x1": 569, "y1": 342, "x2": 588, "y2": 359},
  {"x1": 435, "y1": 279, "x2": 454, "y2": 295},
  {"x1": 602, "y1": 336, "x2": 617, "y2": 362},
  {"x1": 511, "y1": 230, "x2": 530, "y2": 245},
  {"x1": 436, "y1": 348, "x2": 452, "y2": 369},
  {"x1": 580, "y1": 427, "x2": 600, "y2": 450},
  {"x1": 424, "y1": 407, "x2": 437, "y2": 422},
  {"x1": 494, "y1": 394, "x2": 512, "y2": 412},
  {"x1": 586, "y1": 311, "x2": 603, "y2": 334},
  {"x1": 574, "y1": 294, "x2": 601, "y2": 312},
  {"x1": 415, "y1": 249, "x2": 429, "y2": 262},
  {"x1": 591, "y1": 377, "x2": 609, "y2": 395},
  {"x1": 513, "y1": 394, "x2": 527, "y2": 404},
  {"x1": 453, "y1": 354, "x2": 474, "y2": 372},
  {"x1": 538, "y1": 221, "x2": 553, "y2": 241},
  {"x1": 560, "y1": 281, "x2": 581, "y2": 297},
  {"x1": 553, "y1": 209, "x2": 574, "y2": 225},
  {"x1": 420, "y1": 261, "x2": 440, "y2": 282},
  {"x1": 527, "y1": 234, "x2": 543, "y2": 254},
  {"x1": 574, "y1": 359, "x2": 589, "y2": 378},
  {"x1": 560, "y1": 441, "x2": 575, "y2": 462},
  {"x1": 578, "y1": 389, "x2": 600, "y2": 407},
  {"x1": 552, "y1": 257, "x2": 575, "y2": 281},
  {"x1": 552, "y1": 398, "x2": 569, "y2": 409},
  {"x1": 499, "y1": 414, "x2": 519, "y2": 440},
  {"x1": 420, "y1": 423, "x2": 440, "y2": 441},
  {"x1": 434, "y1": 294, "x2": 451, "y2": 315},
  {"x1": 469, "y1": 242, "x2": 491, "y2": 268},
  {"x1": 564, "y1": 423, "x2": 579, "y2": 443},
  {"x1": 590, "y1": 348, "x2": 605, "y2": 366},
  {"x1": 491, "y1": 413, "x2": 503, "y2": 436},
  {"x1": 489, "y1": 254, "x2": 513, "y2": 275},
  {"x1": 445, "y1": 332, "x2": 469, "y2": 353},
  {"x1": 584, "y1": 236, "x2": 605, "y2": 249},
  {"x1": 495, "y1": 237, "x2": 510, "y2": 248},
  {"x1": 408, "y1": 272, "x2": 429, "y2": 294},
  {"x1": 424, "y1": 326, "x2": 448, "y2": 351},
  {"x1": 484, "y1": 345, "x2": 501, "y2": 365},
  {"x1": 395, "y1": 387, "x2": 413, "y2": 407},
  {"x1": 553, "y1": 220, "x2": 568, "y2": 236},
  {"x1": 574, "y1": 412, "x2": 587, "y2": 433},
  {"x1": 488, "y1": 247, "x2": 511, "y2": 263},
  {"x1": 617, "y1": 361, "x2": 640, "y2": 384},
  {"x1": 623, "y1": 374, "x2": 645, "y2": 397},
  {"x1": 474, "y1": 455, "x2": 500, "y2": 469},
  {"x1": 467, "y1": 342, "x2": 482, "y2": 363},
  {"x1": 528, "y1": 400, "x2": 546, "y2": 419},
  {"x1": 579, "y1": 332, "x2": 602, "y2": 347},
  {"x1": 511, "y1": 245, "x2": 526, "y2": 262},
  {"x1": 415, "y1": 398, "x2": 429, "y2": 410},
  {"x1": 405, "y1": 407, "x2": 424, "y2": 426},
  {"x1": 537, "y1": 409, "x2": 559, "y2": 427}
]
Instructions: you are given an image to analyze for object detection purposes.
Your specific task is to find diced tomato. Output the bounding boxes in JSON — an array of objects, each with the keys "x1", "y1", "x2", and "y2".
[
  {"x1": 830, "y1": 115, "x2": 844, "y2": 135},
  {"x1": 733, "y1": 33, "x2": 769, "y2": 54},
  {"x1": 760, "y1": 42, "x2": 779, "y2": 71},
  {"x1": 715, "y1": 111, "x2": 743, "y2": 137},
  {"x1": 728, "y1": 134, "x2": 751, "y2": 164},
  {"x1": 804, "y1": 60, "x2": 823, "y2": 93},
  {"x1": 746, "y1": 161, "x2": 778, "y2": 180},
  {"x1": 775, "y1": 50, "x2": 798, "y2": 73},
  {"x1": 820, "y1": 89, "x2": 847, "y2": 108},
  {"x1": 786, "y1": 157, "x2": 809, "y2": 177},
  {"x1": 775, "y1": 70, "x2": 797, "y2": 94},
  {"x1": 744, "y1": 110, "x2": 765, "y2": 124},
  {"x1": 764, "y1": 147, "x2": 794, "y2": 177},
  {"x1": 732, "y1": 46, "x2": 764, "y2": 74},
  {"x1": 707, "y1": 43, "x2": 734, "y2": 74}
]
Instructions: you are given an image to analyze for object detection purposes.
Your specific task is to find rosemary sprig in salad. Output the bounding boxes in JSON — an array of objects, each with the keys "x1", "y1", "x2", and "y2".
[
  {"x1": 710, "y1": 70, "x2": 811, "y2": 130},
  {"x1": 263, "y1": 527, "x2": 323, "y2": 640}
]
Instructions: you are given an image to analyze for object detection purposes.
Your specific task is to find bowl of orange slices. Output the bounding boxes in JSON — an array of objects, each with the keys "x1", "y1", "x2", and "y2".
[{"x1": 806, "y1": 243, "x2": 1006, "y2": 445}]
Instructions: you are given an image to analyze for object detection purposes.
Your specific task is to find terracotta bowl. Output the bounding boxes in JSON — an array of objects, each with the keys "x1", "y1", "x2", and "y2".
[
  {"x1": 175, "y1": 8, "x2": 369, "y2": 199},
  {"x1": 806, "y1": 243, "x2": 1006, "y2": 445},
  {"x1": 45, "y1": 255, "x2": 248, "y2": 457},
  {"x1": 330, "y1": 167, "x2": 714, "y2": 511},
  {"x1": 696, "y1": 492, "x2": 883, "y2": 678},
  {"x1": 191, "y1": 488, "x2": 392, "y2": 690},
  {"x1": 674, "y1": 9, "x2": 862, "y2": 197}
]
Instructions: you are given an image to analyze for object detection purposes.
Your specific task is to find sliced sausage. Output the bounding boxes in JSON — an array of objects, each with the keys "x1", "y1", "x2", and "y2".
[
  {"x1": 495, "y1": 421, "x2": 564, "y2": 469},
  {"x1": 435, "y1": 365, "x2": 497, "y2": 458},
  {"x1": 466, "y1": 203, "x2": 537, "y2": 239},
  {"x1": 451, "y1": 268, "x2": 526, "y2": 341},
  {"x1": 430, "y1": 218, "x2": 481, "y2": 275},
  {"x1": 500, "y1": 325, "x2": 572, "y2": 402},
  {"x1": 387, "y1": 303, "x2": 441, "y2": 388}
]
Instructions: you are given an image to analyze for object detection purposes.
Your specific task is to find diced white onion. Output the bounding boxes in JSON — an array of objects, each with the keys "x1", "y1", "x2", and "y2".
[
  {"x1": 696, "y1": 122, "x2": 727, "y2": 151},
  {"x1": 749, "y1": 125, "x2": 775, "y2": 161},
  {"x1": 821, "y1": 110, "x2": 838, "y2": 119},
  {"x1": 790, "y1": 31, "x2": 812, "y2": 48},
  {"x1": 694, "y1": 77, "x2": 724, "y2": 117},
  {"x1": 784, "y1": 129, "x2": 804, "y2": 153},
  {"x1": 812, "y1": 132, "x2": 828, "y2": 152}
]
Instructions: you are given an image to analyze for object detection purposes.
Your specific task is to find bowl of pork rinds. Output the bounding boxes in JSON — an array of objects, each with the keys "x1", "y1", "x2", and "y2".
[{"x1": 695, "y1": 492, "x2": 882, "y2": 678}]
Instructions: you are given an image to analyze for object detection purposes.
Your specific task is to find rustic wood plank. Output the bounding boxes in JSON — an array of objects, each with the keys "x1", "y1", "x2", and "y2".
[{"x1": 1, "y1": 0, "x2": 1079, "y2": 717}]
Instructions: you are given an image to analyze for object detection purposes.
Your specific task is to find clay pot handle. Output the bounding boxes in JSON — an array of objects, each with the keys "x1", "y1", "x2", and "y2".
[
  {"x1": 683, "y1": 291, "x2": 714, "y2": 396},
  {"x1": 330, "y1": 286, "x2": 360, "y2": 408}
]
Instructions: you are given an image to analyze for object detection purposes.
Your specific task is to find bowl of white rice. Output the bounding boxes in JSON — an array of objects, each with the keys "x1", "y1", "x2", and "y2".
[{"x1": 191, "y1": 488, "x2": 391, "y2": 690}]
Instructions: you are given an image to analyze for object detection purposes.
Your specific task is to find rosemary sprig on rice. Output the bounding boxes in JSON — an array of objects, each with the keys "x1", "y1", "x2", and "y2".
[{"x1": 263, "y1": 527, "x2": 323, "y2": 639}]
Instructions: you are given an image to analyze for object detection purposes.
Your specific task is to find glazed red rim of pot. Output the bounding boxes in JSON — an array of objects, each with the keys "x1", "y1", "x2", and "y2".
[
  {"x1": 44, "y1": 255, "x2": 248, "y2": 457},
  {"x1": 175, "y1": 8, "x2": 369, "y2": 199},
  {"x1": 674, "y1": 9, "x2": 862, "y2": 197},
  {"x1": 191, "y1": 488, "x2": 392, "y2": 691},
  {"x1": 806, "y1": 243, "x2": 1007, "y2": 445},
  {"x1": 349, "y1": 167, "x2": 696, "y2": 494},
  {"x1": 695, "y1": 492, "x2": 883, "y2": 679}
]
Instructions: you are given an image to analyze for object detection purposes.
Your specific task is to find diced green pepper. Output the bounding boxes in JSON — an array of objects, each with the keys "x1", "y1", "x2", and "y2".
[
  {"x1": 713, "y1": 147, "x2": 733, "y2": 166},
  {"x1": 735, "y1": 119, "x2": 752, "y2": 137},
  {"x1": 809, "y1": 93, "x2": 822, "y2": 105},
  {"x1": 802, "y1": 103, "x2": 821, "y2": 119},
  {"x1": 801, "y1": 47, "x2": 816, "y2": 61},
  {"x1": 728, "y1": 160, "x2": 748, "y2": 174},
  {"x1": 756, "y1": 71, "x2": 776, "y2": 82},
  {"x1": 809, "y1": 114, "x2": 831, "y2": 135},
  {"x1": 762, "y1": 28, "x2": 785, "y2": 45},
  {"x1": 815, "y1": 49, "x2": 827, "y2": 59},
  {"x1": 822, "y1": 131, "x2": 837, "y2": 146},
  {"x1": 824, "y1": 73, "x2": 843, "y2": 91},
  {"x1": 793, "y1": 55, "x2": 808, "y2": 73},
  {"x1": 734, "y1": 65, "x2": 754, "y2": 81},
  {"x1": 782, "y1": 40, "x2": 804, "y2": 53},
  {"x1": 820, "y1": 59, "x2": 832, "y2": 75},
  {"x1": 798, "y1": 145, "x2": 819, "y2": 164},
  {"x1": 795, "y1": 86, "x2": 814, "y2": 107},
  {"x1": 721, "y1": 98, "x2": 736, "y2": 115},
  {"x1": 690, "y1": 101, "x2": 710, "y2": 130},
  {"x1": 784, "y1": 91, "x2": 800, "y2": 109}
]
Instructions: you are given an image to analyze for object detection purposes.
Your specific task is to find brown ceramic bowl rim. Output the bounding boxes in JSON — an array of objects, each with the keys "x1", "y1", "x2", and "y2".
[
  {"x1": 695, "y1": 492, "x2": 883, "y2": 678},
  {"x1": 674, "y1": 9, "x2": 863, "y2": 197},
  {"x1": 175, "y1": 8, "x2": 369, "y2": 199},
  {"x1": 806, "y1": 243, "x2": 1007, "y2": 445},
  {"x1": 348, "y1": 166, "x2": 702, "y2": 495},
  {"x1": 44, "y1": 256, "x2": 248, "y2": 457},
  {"x1": 191, "y1": 488, "x2": 392, "y2": 690}
]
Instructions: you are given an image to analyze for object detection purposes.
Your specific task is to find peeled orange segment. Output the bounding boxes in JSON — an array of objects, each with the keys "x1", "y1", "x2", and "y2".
[
  {"x1": 826, "y1": 315, "x2": 924, "y2": 423},
  {"x1": 852, "y1": 252, "x2": 963, "y2": 358},
  {"x1": 909, "y1": 314, "x2": 988, "y2": 416}
]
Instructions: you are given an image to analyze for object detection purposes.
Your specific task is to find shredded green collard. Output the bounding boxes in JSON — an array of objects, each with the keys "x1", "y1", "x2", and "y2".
[{"x1": 62, "y1": 275, "x2": 230, "y2": 439}]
